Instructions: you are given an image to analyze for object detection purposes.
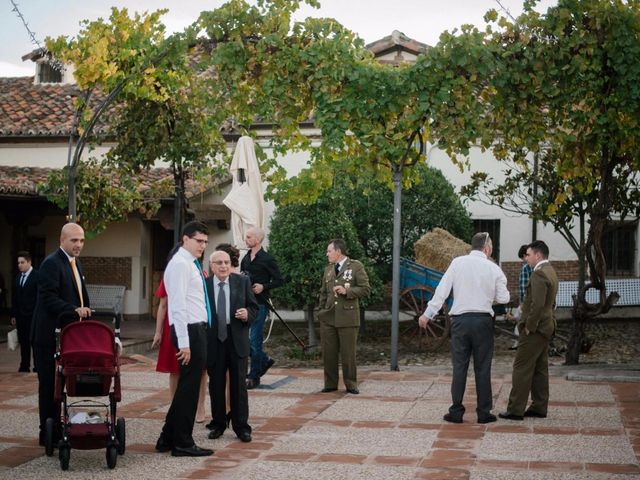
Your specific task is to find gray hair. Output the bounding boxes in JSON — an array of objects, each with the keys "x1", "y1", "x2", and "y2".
[{"x1": 471, "y1": 232, "x2": 491, "y2": 251}]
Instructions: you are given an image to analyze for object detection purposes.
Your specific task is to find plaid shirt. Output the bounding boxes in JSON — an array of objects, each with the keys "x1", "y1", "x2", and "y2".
[{"x1": 518, "y1": 263, "x2": 533, "y2": 305}]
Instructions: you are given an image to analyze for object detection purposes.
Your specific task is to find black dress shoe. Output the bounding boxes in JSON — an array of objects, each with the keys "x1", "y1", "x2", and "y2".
[
  {"x1": 155, "y1": 437, "x2": 172, "y2": 452},
  {"x1": 237, "y1": 431, "x2": 252, "y2": 443},
  {"x1": 208, "y1": 429, "x2": 224, "y2": 440},
  {"x1": 346, "y1": 388, "x2": 359, "y2": 394},
  {"x1": 498, "y1": 412, "x2": 524, "y2": 421},
  {"x1": 321, "y1": 387, "x2": 337, "y2": 393},
  {"x1": 443, "y1": 413, "x2": 463, "y2": 424},
  {"x1": 524, "y1": 409, "x2": 547, "y2": 418},
  {"x1": 477, "y1": 414, "x2": 497, "y2": 424},
  {"x1": 260, "y1": 358, "x2": 275, "y2": 377},
  {"x1": 246, "y1": 378, "x2": 260, "y2": 389},
  {"x1": 171, "y1": 445, "x2": 214, "y2": 457},
  {"x1": 205, "y1": 420, "x2": 216, "y2": 430}
]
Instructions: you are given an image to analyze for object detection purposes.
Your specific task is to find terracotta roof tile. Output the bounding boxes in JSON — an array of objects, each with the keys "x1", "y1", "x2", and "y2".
[{"x1": 0, "y1": 165, "x2": 213, "y2": 199}]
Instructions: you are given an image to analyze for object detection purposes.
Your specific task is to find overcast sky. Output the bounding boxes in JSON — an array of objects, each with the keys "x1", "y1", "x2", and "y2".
[{"x1": 1, "y1": 0, "x2": 557, "y2": 77}]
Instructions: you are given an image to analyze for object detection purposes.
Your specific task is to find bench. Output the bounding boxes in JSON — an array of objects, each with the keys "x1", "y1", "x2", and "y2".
[
  {"x1": 556, "y1": 278, "x2": 640, "y2": 307},
  {"x1": 86, "y1": 284, "x2": 126, "y2": 328}
]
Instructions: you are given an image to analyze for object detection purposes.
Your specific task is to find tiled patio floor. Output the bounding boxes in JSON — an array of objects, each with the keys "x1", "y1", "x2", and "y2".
[{"x1": 0, "y1": 344, "x2": 639, "y2": 480}]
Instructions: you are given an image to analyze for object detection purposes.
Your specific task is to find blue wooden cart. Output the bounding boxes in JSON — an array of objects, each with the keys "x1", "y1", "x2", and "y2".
[{"x1": 399, "y1": 257, "x2": 452, "y2": 350}]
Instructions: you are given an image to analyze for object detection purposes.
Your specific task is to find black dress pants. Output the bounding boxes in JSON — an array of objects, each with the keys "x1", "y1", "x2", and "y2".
[
  {"x1": 34, "y1": 343, "x2": 60, "y2": 443},
  {"x1": 208, "y1": 325, "x2": 251, "y2": 435},
  {"x1": 160, "y1": 322, "x2": 207, "y2": 448},
  {"x1": 16, "y1": 314, "x2": 34, "y2": 371}
]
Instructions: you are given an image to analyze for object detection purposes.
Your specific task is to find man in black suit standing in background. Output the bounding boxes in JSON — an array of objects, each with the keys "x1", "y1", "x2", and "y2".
[
  {"x1": 11, "y1": 251, "x2": 39, "y2": 373},
  {"x1": 31, "y1": 223, "x2": 92, "y2": 446},
  {"x1": 206, "y1": 250, "x2": 258, "y2": 443}
]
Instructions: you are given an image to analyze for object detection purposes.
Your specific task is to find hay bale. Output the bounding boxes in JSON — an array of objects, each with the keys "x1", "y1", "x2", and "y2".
[{"x1": 414, "y1": 228, "x2": 470, "y2": 272}]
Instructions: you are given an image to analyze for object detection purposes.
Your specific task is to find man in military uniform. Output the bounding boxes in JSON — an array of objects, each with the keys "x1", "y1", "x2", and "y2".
[
  {"x1": 317, "y1": 239, "x2": 370, "y2": 394},
  {"x1": 500, "y1": 240, "x2": 559, "y2": 421}
]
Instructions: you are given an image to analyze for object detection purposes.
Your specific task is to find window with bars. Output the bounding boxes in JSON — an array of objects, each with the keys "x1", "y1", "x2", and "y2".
[
  {"x1": 37, "y1": 63, "x2": 62, "y2": 83},
  {"x1": 603, "y1": 221, "x2": 637, "y2": 277},
  {"x1": 472, "y1": 219, "x2": 501, "y2": 263}
]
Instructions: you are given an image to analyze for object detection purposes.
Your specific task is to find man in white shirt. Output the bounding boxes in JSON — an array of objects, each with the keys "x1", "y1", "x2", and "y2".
[
  {"x1": 156, "y1": 221, "x2": 213, "y2": 457},
  {"x1": 419, "y1": 232, "x2": 510, "y2": 424}
]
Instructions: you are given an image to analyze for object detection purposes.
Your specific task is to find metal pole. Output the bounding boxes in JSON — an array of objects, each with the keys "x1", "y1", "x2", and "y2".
[{"x1": 390, "y1": 164, "x2": 402, "y2": 371}]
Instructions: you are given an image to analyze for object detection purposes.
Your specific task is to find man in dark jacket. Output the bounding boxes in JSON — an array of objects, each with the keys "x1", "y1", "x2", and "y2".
[
  {"x1": 31, "y1": 223, "x2": 91, "y2": 446},
  {"x1": 206, "y1": 250, "x2": 258, "y2": 442},
  {"x1": 241, "y1": 227, "x2": 283, "y2": 389},
  {"x1": 11, "y1": 251, "x2": 39, "y2": 372}
]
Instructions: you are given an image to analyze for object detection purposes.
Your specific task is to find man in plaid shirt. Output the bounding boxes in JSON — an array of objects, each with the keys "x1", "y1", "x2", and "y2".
[{"x1": 511, "y1": 245, "x2": 533, "y2": 349}]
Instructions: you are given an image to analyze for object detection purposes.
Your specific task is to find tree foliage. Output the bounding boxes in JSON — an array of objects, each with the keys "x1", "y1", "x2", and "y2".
[
  {"x1": 337, "y1": 164, "x2": 472, "y2": 283},
  {"x1": 268, "y1": 193, "x2": 383, "y2": 313},
  {"x1": 454, "y1": 0, "x2": 640, "y2": 363}
]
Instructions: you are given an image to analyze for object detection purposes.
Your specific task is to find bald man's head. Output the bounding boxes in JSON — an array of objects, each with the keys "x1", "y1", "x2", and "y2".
[{"x1": 60, "y1": 223, "x2": 85, "y2": 257}]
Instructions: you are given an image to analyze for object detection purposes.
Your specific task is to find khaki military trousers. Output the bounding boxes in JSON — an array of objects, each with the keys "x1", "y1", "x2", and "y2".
[
  {"x1": 320, "y1": 321, "x2": 359, "y2": 390},
  {"x1": 506, "y1": 330, "x2": 550, "y2": 416}
]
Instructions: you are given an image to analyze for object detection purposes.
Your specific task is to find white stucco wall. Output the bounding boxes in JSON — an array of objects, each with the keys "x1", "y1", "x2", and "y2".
[
  {"x1": 0, "y1": 143, "x2": 111, "y2": 168},
  {"x1": 84, "y1": 218, "x2": 150, "y2": 315},
  {"x1": 428, "y1": 145, "x2": 580, "y2": 264}
]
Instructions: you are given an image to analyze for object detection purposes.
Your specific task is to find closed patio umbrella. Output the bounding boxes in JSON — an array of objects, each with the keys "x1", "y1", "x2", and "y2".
[{"x1": 223, "y1": 136, "x2": 264, "y2": 249}]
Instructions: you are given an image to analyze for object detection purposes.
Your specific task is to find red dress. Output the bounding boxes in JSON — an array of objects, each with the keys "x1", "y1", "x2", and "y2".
[{"x1": 155, "y1": 280, "x2": 179, "y2": 374}]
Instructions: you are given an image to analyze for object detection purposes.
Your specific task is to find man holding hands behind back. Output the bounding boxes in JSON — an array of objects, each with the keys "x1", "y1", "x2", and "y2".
[{"x1": 318, "y1": 239, "x2": 370, "y2": 395}]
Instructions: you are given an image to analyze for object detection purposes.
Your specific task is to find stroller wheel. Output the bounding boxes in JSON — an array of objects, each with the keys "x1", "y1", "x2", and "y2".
[
  {"x1": 59, "y1": 445, "x2": 70, "y2": 471},
  {"x1": 106, "y1": 445, "x2": 117, "y2": 469},
  {"x1": 116, "y1": 417, "x2": 126, "y2": 455},
  {"x1": 44, "y1": 418, "x2": 55, "y2": 457}
]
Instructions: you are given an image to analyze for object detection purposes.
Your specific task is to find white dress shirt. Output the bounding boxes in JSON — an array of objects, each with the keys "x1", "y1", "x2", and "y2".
[
  {"x1": 424, "y1": 250, "x2": 510, "y2": 318},
  {"x1": 20, "y1": 267, "x2": 33, "y2": 285},
  {"x1": 213, "y1": 276, "x2": 231, "y2": 325},
  {"x1": 164, "y1": 247, "x2": 208, "y2": 349}
]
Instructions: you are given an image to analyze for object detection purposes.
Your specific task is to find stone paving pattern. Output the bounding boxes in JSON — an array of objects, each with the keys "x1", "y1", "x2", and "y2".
[{"x1": 0, "y1": 340, "x2": 639, "y2": 480}]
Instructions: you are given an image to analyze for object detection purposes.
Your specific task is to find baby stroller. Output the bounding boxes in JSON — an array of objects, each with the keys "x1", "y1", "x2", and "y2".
[{"x1": 45, "y1": 316, "x2": 125, "y2": 470}]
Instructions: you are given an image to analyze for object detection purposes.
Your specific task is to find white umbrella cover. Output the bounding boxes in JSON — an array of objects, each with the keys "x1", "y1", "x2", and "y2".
[{"x1": 223, "y1": 136, "x2": 265, "y2": 249}]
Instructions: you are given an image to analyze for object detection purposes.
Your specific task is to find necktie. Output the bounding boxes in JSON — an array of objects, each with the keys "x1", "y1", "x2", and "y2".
[
  {"x1": 217, "y1": 282, "x2": 228, "y2": 342},
  {"x1": 70, "y1": 258, "x2": 84, "y2": 308},
  {"x1": 194, "y1": 259, "x2": 212, "y2": 326},
  {"x1": 334, "y1": 263, "x2": 340, "y2": 276},
  {"x1": 20, "y1": 273, "x2": 27, "y2": 287}
]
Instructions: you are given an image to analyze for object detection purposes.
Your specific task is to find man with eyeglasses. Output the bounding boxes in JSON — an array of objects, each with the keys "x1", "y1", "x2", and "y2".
[
  {"x1": 419, "y1": 232, "x2": 510, "y2": 424},
  {"x1": 205, "y1": 250, "x2": 258, "y2": 443},
  {"x1": 156, "y1": 221, "x2": 213, "y2": 457}
]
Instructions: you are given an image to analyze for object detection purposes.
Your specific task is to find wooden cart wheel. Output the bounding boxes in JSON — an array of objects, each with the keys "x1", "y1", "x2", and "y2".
[{"x1": 399, "y1": 285, "x2": 451, "y2": 351}]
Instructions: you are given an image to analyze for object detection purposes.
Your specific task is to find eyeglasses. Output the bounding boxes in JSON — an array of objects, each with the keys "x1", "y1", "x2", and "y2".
[
  {"x1": 190, "y1": 236, "x2": 209, "y2": 245},
  {"x1": 210, "y1": 260, "x2": 231, "y2": 266}
]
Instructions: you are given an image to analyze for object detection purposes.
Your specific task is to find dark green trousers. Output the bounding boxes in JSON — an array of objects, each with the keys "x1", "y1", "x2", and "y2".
[
  {"x1": 506, "y1": 331, "x2": 550, "y2": 416},
  {"x1": 320, "y1": 322, "x2": 358, "y2": 390}
]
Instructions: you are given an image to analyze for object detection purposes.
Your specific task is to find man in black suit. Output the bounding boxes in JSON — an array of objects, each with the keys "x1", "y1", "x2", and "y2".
[
  {"x1": 205, "y1": 250, "x2": 258, "y2": 443},
  {"x1": 11, "y1": 251, "x2": 39, "y2": 372},
  {"x1": 31, "y1": 223, "x2": 92, "y2": 446}
]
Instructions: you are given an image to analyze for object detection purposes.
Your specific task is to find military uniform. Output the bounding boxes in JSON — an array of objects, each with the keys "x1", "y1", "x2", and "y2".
[
  {"x1": 317, "y1": 258, "x2": 370, "y2": 390},
  {"x1": 506, "y1": 262, "x2": 559, "y2": 416}
]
